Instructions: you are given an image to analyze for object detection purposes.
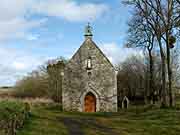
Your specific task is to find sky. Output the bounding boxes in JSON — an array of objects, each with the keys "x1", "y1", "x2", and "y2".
[{"x1": 0, "y1": 0, "x2": 141, "y2": 86}]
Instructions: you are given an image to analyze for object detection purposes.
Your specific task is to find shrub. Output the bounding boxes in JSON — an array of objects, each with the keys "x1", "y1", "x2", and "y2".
[
  {"x1": 13, "y1": 72, "x2": 49, "y2": 98},
  {"x1": 0, "y1": 101, "x2": 30, "y2": 135}
]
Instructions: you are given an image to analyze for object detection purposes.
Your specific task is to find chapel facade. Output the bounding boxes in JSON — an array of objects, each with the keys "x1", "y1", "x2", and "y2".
[{"x1": 62, "y1": 24, "x2": 117, "y2": 112}]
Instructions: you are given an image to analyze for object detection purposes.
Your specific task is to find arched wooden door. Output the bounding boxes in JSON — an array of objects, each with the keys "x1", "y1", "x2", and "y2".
[{"x1": 84, "y1": 92, "x2": 96, "y2": 112}]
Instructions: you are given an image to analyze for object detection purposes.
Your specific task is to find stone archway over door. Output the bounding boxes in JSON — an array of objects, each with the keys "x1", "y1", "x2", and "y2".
[{"x1": 84, "y1": 92, "x2": 96, "y2": 112}]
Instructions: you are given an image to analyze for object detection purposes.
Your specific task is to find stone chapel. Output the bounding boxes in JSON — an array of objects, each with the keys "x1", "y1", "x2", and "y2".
[{"x1": 62, "y1": 24, "x2": 117, "y2": 112}]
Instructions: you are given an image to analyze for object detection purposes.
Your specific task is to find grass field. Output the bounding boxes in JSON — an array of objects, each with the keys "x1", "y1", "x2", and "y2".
[
  {"x1": 16, "y1": 103, "x2": 180, "y2": 135},
  {"x1": 0, "y1": 95, "x2": 179, "y2": 135}
]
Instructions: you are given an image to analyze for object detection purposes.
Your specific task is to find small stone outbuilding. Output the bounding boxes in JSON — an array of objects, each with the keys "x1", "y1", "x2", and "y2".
[
  {"x1": 122, "y1": 96, "x2": 129, "y2": 109},
  {"x1": 62, "y1": 24, "x2": 117, "y2": 112}
]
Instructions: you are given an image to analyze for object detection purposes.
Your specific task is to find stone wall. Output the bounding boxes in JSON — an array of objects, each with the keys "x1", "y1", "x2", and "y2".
[{"x1": 62, "y1": 38, "x2": 117, "y2": 112}]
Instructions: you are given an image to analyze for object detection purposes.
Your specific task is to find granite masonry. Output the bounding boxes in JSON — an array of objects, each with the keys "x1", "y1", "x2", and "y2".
[{"x1": 62, "y1": 24, "x2": 117, "y2": 112}]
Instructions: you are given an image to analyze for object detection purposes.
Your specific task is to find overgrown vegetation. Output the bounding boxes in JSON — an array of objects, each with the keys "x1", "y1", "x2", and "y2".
[
  {"x1": 16, "y1": 103, "x2": 180, "y2": 135},
  {"x1": 14, "y1": 72, "x2": 49, "y2": 98},
  {"x1": 0, "y1": 101, "x2": 30, "y2": 135},
  {"x1": 13, "y1": 57, "x2": 67, "y2": 103}
]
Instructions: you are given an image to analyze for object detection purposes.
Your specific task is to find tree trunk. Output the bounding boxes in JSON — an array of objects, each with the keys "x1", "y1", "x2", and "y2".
[
  {"x1": 148, "y1": 48, "x2": 155, "y2": 104},
  {"x1": 166, "y1": 0, "x2": 174, "y2": 107},
  {"x1": 166, "y1": 35, "x2": 174, "y2": 107},
  {"x1": 158, "y1": 39, "x2": 168, "y2": 107}
]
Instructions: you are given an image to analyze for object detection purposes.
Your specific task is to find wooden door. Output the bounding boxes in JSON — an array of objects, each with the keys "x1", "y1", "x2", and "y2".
[{"x1": 84, "y1": 92, "x2": 96, "y2": 112}]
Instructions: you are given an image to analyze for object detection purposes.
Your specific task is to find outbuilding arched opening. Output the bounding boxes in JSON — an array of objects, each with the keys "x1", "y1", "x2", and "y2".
[{"x1": 122, "y1": 96, "x2": 129, "y2": 109}]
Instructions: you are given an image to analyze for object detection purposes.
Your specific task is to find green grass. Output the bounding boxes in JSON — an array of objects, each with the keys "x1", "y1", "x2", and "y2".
[
  {"x1": 0, "y1": 100, "x2": 27, "y2": 119},
  {"x1": 17, "y1": 105, "x2": 68, "y2": 135},
  {"x1": 15, "y1": 103, "x2": 180, "y2": 135}
]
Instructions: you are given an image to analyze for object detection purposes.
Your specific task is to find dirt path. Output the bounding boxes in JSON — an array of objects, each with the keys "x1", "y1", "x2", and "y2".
[
  {"x1": 60, "y1": 117, "x2": 119, "y2": 135},
  {"x1": 62, "y1": 118, "x2": 84, "y2": 135}
]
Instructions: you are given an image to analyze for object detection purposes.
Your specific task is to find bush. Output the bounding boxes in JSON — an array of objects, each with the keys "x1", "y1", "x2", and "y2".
[
  {"x1": 13, "y1": 72, "x2": 49, "y2": 98},
  {"x1": 0, "y1": 101, "x2": 30, "y2": 135},
  {"x1": 44, "y1": 103, "x2": 62, "y2": 111},
  {"x1": 13, "y1": 58, "x2": 66, "y2": 102}
]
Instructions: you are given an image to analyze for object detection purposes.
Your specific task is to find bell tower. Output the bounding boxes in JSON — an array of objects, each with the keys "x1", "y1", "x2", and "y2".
[{"x1": 84, "y1": 23, "x2": 93, "y2": 39}]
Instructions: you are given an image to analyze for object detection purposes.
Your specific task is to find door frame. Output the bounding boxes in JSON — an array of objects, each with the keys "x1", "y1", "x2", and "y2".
[{"x1": 80, "y1": 89, "x2": 100, "y2": 112}]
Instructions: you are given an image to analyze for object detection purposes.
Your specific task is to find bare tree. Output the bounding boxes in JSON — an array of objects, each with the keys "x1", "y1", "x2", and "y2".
[
  {"x1": 126, "y1": 12, "x2": 156, "y2": 103},
  {"x1": 123, "y1": 0, "x2": 180, "y2": 107},
  {"x1": 117, "y1": 55, "x2": 146, "y2": 105}
]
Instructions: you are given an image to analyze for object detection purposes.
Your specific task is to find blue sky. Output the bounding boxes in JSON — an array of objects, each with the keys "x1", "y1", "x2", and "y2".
[{"x1": 0, "y1": 0, "x2": 140, "y2": 86}]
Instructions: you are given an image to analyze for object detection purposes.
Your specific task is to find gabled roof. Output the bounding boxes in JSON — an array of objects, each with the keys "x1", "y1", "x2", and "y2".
[{"x1": 67, "y1": 38, "x2": 115, "y2": 70}]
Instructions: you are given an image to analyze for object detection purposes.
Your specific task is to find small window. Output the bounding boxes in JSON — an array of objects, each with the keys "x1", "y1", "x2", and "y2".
[
  {"x1": 88, "y1": 71, "x2": 92, "y2": 77},
  {"x1": 87, "y1": 57, "x2": 92, "y2": 70}
]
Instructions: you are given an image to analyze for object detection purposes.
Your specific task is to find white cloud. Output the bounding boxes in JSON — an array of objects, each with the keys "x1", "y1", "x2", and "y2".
[
  {"x1": 33, "y1": 0, "x2": 108, "y2": 22},
  {"x1": 0, "y1": 0, "x2": 33, "y2": 21},
  {"x1": 0, "y1": 18, "x2": 47, "y2": 41},
  {"x1": 0, "y1": 0, "x2": 109, "y2": 86},
  {"x1": 0, "y1": 0, "x2": 48, "y2": 42},
  {"x1": 99, "y1": 42, "x2": 142, "y2": 65},
  {"x1": 0, "y1": 47, "x2": 49, "y2": 86},
  {"x1": 12, "y1": 62, "x2": 27, "y2": 70},
  {"x1": 0, "y1": 0, "x2": 108, "y2": 42}
]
